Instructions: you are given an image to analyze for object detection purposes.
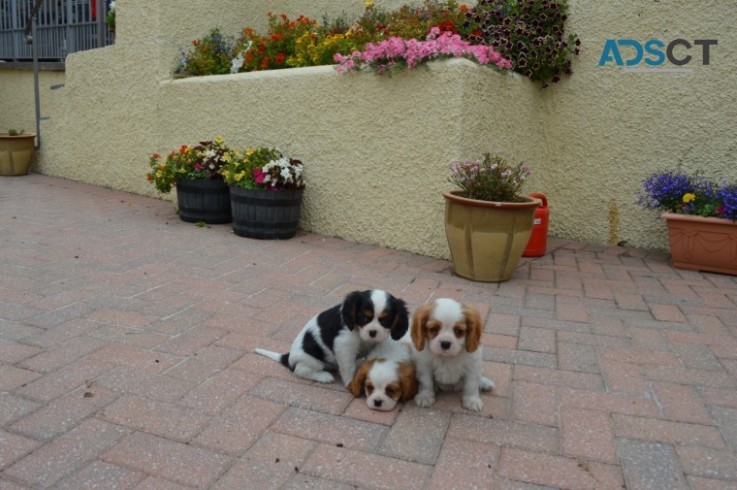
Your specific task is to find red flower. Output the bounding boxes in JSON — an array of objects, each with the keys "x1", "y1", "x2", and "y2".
[
  {"x1": 436, "y1": 20, "x2": 456, "y2": 33},
  {"x1": 276, "y1": 53, "x2": 286, "y2": 65}
]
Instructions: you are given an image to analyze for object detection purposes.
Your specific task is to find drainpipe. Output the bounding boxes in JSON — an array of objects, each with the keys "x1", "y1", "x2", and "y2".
[{"x1": 23, "y1": 0, "x2": 46, "y2": 151}]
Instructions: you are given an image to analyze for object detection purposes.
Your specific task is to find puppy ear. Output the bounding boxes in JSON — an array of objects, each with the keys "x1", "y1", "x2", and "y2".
[
  {"x1": 390, "y1": 297, "x2": 410, "y2": 340},
  {"x1": 340, "y1": 291, "x2": 362, "y2": 330},
  {"x1": 398, "y1": 362, "x2": 418, "y2": 402},
  {"x1": 411, "y1": 304, "x2": 433, "y2": 351},
  {"x1": 463, "y1": 305, "x2": 483, "y2": 353},
  {"x1": 349, "y1": 360, "x2": 373, "y2": 397}
]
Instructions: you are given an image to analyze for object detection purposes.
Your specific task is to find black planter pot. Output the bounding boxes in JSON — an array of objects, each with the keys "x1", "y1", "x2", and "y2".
[
  {"x1": 229, "y1": 187, "x2": 304, "y2": 239},
  {"x1": 176, "y1": 178, "x2": 232, "y2": 224}
]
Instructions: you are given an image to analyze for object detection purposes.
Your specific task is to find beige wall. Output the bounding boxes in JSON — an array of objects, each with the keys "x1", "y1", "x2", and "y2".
[
  {"x1": 0, "y1": 68, "x2": 65, "y2": 135},
  {"x1": 2, "y1": 0, "x2": 735, "y2": 257}
]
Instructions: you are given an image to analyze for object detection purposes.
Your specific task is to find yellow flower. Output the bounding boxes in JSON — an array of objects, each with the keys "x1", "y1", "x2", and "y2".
[
  {"x1": 682, "y1": 193, "x2": 696, "y2": 204},
  {"x1": 365, "y1": 0, "x2": 374, "y2": 8},
  {"x1": 245, "y1": 148, "x2": 254, "y2": 157},
  {"x1": 214, "y1": 135, "x2": 224, "y2": 145},
  {"x1": 235, "y1": 172, "x2": 245, "y2": 182}
]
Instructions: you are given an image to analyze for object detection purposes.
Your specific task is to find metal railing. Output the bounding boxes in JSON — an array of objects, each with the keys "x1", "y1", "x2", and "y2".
[{"x1": 0, "y1": 0, "x2": 114, "y2": 63}]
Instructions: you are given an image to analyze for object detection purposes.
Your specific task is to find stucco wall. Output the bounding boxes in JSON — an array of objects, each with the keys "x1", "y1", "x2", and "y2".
[
  {"x1": 159, "y1": 60, "x2": 535, "y2": 258},
  {"x1": 0, "y1": 68, "x2": 65, "y2": 136},
  {"x1": 3, "y1": 0, "x2": 735, "y2": 258},
  {"x1": 540, "y1": 0, "x2": 737, "y2": 249}
]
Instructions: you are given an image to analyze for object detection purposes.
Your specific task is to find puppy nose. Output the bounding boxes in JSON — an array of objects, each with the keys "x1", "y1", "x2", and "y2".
[
  {"x1": 374, "y1": 399, "x2": 383, "y2": 407},
  {"x1": 369, "y1": 330, "x2": 377, "y2": 338},
  {"x1": 440, "y1": 340, "x2": 451, "y2": 350}
]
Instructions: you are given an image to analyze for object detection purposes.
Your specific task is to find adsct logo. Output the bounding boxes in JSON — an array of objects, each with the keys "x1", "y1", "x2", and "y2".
[{"x1": 599, "y1": 38, "x2": 717, "y2": 72}]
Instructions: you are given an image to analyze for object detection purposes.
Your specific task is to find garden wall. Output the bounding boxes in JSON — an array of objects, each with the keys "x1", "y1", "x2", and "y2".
[{"x1": 3, "y1": 0, "x2": 735, "y2": 258}]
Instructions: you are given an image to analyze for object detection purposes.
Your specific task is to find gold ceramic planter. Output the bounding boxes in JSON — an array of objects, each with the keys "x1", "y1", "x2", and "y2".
[
  {"x1": 443, "y1": 191, "x2": 541, "y2": 282},
  {"x1": 0, "y1": 133, "x2": 36, "y2": 176}
]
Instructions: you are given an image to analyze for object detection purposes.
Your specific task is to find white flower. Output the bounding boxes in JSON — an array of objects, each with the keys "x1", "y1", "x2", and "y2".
[
  {"x1": 280, "y1": 168, "x2": 293, "y2": 182},
  {"x1": 230, "y1": 53, "x2": 244, "y2": 74},
  {"x1": 230, "y1": 41, "x2": 252, "y2": 74}
]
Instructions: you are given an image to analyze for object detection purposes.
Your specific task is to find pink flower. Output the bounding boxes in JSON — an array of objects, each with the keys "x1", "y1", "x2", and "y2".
[
  {"x1": 334, "y1": 31, "x2": 512, "y2": 74},
  {"x1": 253, "y1": 167, "x2": 266, "y2": 184}
]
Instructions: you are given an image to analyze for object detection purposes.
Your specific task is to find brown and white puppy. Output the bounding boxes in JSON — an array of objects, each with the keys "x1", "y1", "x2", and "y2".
[
  {"x1": 349, "y1": 333, "x2": 417, "y2": 411},
  {"x1": 256, "y1": 290, "x2": 409, "y2": 386},
  {"x1": 411, "y1": 298, "x2": 494, "y2": 412}
]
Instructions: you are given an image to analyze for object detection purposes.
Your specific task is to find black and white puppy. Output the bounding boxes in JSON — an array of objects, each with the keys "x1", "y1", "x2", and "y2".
[{"x1": 255, "y1": 290, "x2": 409, "y2": 386}]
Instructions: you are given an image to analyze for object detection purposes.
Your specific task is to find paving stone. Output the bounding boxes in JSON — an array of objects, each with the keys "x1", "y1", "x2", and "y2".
[
  {"x1": 0, "y1": 365, "x2": 41, "y2": 391},
  {"x1": 708, "y1": 406, "x2": 737, "y2": 451},
  {"x1": 3, "y1": 419, "x2": 131, "y2": 488},
  {"x1": 378, "y1": 404, "x2": 450, "y2": 464},
  {"x1": 617, "y1": 438, "x2": 688, "y2": 489},
  {"x1": 102, "y1": 432, "x2": 231, "y2": 489},
  {"x1": 211, "y1": 431, "x2": 316, "y2": 490},
  {"x1": 249, "y1": 378, "x2": 353, "y2": 415},
  {"x1": 497, "y1": 447, "x2": 623, "y2": 490},
  {"x1": 560, "y1": 407, "x2": 617, "y2": 463},
  {"x1": 428, "y1": 436, "x2": 499, "y2": 490},
  {"x1": 101, "y1": 394, "x2": 211, "y2": 442},
  {"x1": 612, "y1": 414, "x2": 726, "y2": 449},
  {"x1": 11, "y1": 385, "x2": 118, "y2": 440},
  {"x1": 3, "y1": 175, "x2": 737, "y2": 488},
  {"x1": 54, "y1": 460, "x2": 146, "y2": 489},
  {"x1": 300, "y1": 443, "x2": 432, "y2": 490}
]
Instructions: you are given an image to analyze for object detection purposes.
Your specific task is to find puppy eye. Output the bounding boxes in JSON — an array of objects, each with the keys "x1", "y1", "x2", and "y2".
[
  {"x1": 363, "y1": 309, "x2": 374, "y2": 321},
  {"x1": 378, "y1": 313, "x2": 390, "y2": 327},
  {"x1": 385, "y1": 384, "x2": 398, "y2": 398},
  {"x1": 365, "y1": 382, "x2": 374, "y2": 395},
  {"x1": 427, "y1": 325, "x2": 440, "y2": 338},
  {"x1": 453, "y1": 326, "x2": 466, "y2": 338}
]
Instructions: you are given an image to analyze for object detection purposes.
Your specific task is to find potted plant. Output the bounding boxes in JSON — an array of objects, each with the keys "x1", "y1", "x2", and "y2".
[
  {"x1": 443, "y1": 153, "x2": 540, "y2": 282},
  {"x1": 637, "y1": 170, "x2": 737, "y2": 274},
  {"x1": 0, "y1": 129, "x2": 36, "y2": 176},
  {"x1": 106, "y1": 1, "x2": 115, "y2": 32},
  {"x1": 146, "y1": 137, "x2": 232, "y2": 224},
  {"x1": 222, "y1": 147, "x2": 305, "y2": 239}
]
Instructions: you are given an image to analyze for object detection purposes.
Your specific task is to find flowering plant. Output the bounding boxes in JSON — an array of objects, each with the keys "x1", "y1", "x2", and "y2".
[
  {"x1": 449, "y1": 153, "x2": 531, "y2": 202},
  {"x1": 222, "y1": 147, "x2": 305, "y2": 191},
  {"x1": 146, "y1": 137, "x2": 230, "y2": 193},
  {"x1": 637, "y1": 170, "x2": 737, "y2": 220},
  {"x1": 335, "y1": 27, "x2": 512, "y2": 74},
  {"x1": 466, "y1": 0, "x2": 580, "y2": 87},
  {"x1": 175, "y1": 28, "x2": 235, "y2": 77}
]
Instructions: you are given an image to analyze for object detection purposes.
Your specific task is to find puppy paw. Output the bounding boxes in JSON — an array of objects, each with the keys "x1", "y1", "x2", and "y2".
[
  {"x1": 479, "y1": 376, "x2": 495, "y2": 392},
  {"x1": 314, "y1": 372, "x2": 335, "y2": 383},
  {"x1": 462, "y1": 395, "x2": 484, "y2": 412},
  {"x1": 414, "y1": 391, "x2": 436, "y2": 408}
]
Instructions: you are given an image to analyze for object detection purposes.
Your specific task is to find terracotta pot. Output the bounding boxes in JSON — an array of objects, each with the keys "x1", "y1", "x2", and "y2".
[
  {"x1": 443, "y1": 191, "x2": 541, "y2": 282},
  {"x1": 661, "y1": 212, "x2": 737, "y2": 275},
  {"x1": 0, "y1": 132, "x2": 36, "y2": 176}
]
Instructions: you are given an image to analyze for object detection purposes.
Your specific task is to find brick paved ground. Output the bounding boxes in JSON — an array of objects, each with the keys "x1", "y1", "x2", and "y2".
[{"x1": 1, "y1": 174, "x2": 737, "y2": 489}]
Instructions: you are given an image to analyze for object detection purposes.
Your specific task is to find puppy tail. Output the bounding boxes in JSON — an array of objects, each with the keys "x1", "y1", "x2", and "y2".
[{"x1": 254, "y1": 348, "x2": 291, "y2": 369}]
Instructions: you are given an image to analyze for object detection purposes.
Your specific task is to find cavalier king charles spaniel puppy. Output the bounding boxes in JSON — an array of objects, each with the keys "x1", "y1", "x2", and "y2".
[
  {"x1": 348, "y1": 332, "x2": 417, "y2": 411},
  {"x1": 411, "y1": 298, "x2": 494, "y2": 411},
  {"x1": 256, "y1": 289, "x2": 409, "y2": 386}
]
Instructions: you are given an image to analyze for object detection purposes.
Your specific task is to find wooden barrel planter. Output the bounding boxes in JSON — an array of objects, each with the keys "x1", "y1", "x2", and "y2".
[
  {"x1": 176, "y1": 178, "x2": 232, "y2": 224},
  {"x1": 229, "y1": 187, "x2": 304, "y2": 239}
]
